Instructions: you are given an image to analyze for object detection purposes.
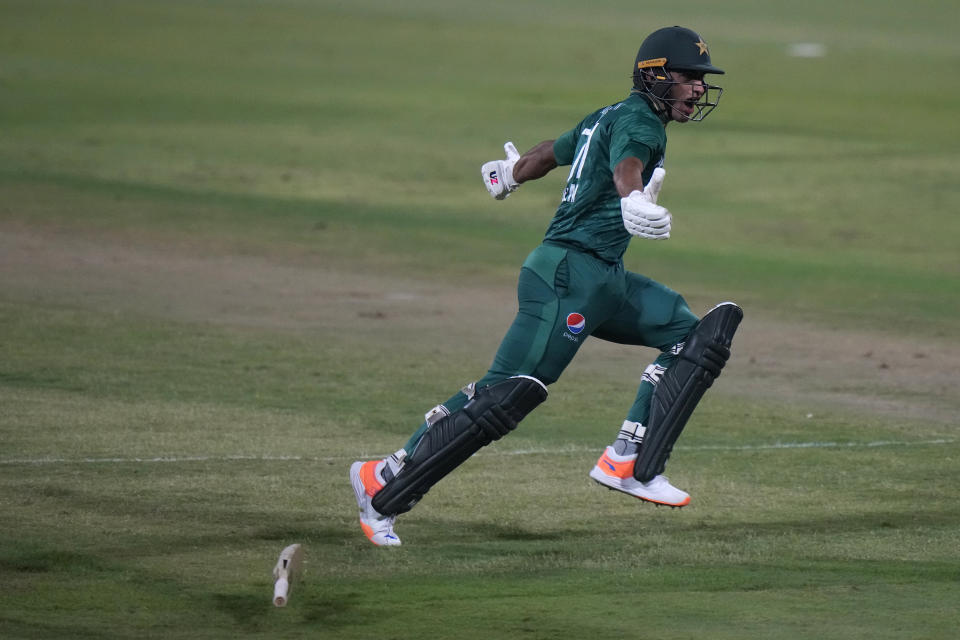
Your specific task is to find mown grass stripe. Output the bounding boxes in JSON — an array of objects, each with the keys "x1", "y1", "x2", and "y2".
[{"x1": 1, "y1": 438, "x2": 953, "y2": 466}]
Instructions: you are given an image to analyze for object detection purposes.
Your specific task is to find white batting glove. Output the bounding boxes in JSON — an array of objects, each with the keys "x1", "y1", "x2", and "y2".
[
  {"x1": 481, "y1": 142, "x2": 521, "y2": 200},
  {"x1": 621, "y1": 168, "x2": 671, "y2": 239}
]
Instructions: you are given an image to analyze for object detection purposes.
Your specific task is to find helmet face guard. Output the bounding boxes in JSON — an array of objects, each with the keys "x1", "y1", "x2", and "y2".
[{"x1": 635, "y1": 63, "x2": 723, "y2": 122}]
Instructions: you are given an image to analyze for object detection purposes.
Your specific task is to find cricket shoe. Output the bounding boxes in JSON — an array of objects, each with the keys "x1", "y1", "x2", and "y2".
[
  {"x1": 350, "y1": 460, "x2": 402, "y2": 546},
  {"x1": 589, "y1": 446, "x2": 691, "y2": 507}
]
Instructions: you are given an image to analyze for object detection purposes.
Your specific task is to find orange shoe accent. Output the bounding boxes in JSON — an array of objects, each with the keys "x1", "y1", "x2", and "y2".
[
  {"x1": 646, "y1": 495, "x2": 691, "y2": 507},
  {"x1": 359, "y1": 521, "x2": 377, "y2": 542},
  {"x1": 359, "y1": 460, "x2": 384, "y2": 497},
  {"x1": 596, "y1": 450, "x2": 635, "y2": 479}
]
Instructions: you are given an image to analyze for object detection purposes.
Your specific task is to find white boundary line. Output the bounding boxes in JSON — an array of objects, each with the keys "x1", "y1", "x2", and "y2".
[{"x1": 0, "y1": 439, "x2": 954, "y2": 466}]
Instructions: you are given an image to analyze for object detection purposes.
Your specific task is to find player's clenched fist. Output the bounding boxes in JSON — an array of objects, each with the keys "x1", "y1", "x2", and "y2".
[
  {"x1": 621, "y1": 167, "x2": 671, "y2": 239},
  {"x1": 481, "y1": 142, "x2": 521, "y2": 200}
]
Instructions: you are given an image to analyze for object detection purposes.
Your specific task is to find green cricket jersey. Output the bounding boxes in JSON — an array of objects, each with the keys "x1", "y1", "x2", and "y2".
[{"x1": 547, "y1": 92, "x2": 666, "y2": 263}]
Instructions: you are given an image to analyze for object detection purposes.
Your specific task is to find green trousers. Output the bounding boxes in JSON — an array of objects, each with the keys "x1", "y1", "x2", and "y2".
[{"x1": 404, "y1": 242, "x2": 697, "y2": 453}]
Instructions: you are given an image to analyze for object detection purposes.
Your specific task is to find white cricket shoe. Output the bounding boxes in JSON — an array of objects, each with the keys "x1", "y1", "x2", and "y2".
[
  {"x1": 589, "y1": 445, "x2": 691, "y2": 507},
  {"x1": 350, "y1": 460, "x2": 402, "y2": 546}
]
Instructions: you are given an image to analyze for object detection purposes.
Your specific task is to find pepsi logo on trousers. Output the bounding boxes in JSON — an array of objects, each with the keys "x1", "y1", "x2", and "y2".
[{"x1": 566, "y1": 313, "x2": 585, "y2": 335}]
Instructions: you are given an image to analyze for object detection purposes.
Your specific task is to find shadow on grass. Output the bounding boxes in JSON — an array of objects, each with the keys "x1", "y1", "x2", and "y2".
[
  {"x1": 212, "y1": 591, "x2": 272, "y2": 632},
  {"x1": 465, "y1": 520, "x2": 567, "y2": 542}
]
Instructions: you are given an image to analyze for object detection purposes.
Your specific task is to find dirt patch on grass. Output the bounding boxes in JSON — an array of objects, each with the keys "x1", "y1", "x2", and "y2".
[{"x1": 3, "y1": 222, "x2": 958, "y2": 425}]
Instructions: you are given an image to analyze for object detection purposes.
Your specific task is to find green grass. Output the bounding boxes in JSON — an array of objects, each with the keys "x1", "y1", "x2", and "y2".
[{"x1": 2, "y1": 0, "x2": 960, "y2": 638}]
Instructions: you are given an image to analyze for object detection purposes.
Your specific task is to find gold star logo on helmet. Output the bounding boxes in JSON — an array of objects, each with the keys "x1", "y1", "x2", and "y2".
[{"x1": 695, "y1": 39, "x2": 709, "y2": 55}]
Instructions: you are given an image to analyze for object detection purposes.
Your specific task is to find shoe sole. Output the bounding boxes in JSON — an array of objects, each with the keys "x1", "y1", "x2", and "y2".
[{"x1": 589, "y1": 466, "x2": 690, "y2": 508}]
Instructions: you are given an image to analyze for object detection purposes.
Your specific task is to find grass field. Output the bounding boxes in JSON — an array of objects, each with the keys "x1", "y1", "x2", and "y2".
[{"x1": 2, "y1": 1, "x2": 959, "y2": 638}]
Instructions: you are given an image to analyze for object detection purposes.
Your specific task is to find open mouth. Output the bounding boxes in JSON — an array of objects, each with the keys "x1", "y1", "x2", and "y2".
[{"x1": 669, "y1": 100, "x2": 697, "y2": 122}]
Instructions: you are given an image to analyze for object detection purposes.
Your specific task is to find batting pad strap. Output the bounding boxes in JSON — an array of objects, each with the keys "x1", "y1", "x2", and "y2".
[
  {"x1": 642, "y1": 364, "x2": 666, "y2": 386},
  {"x1": 634, "y1": 302, "x2": 743, "y2": 482},
  {"x1": 424, "y1": 404, "x2": 450, "y2": 426},
  {"x1": 371, "y1": 376, "x2": 548, "y2": 516},
  {"x1": 618, "y1": 420, "x2": 646, "y2": 444}
]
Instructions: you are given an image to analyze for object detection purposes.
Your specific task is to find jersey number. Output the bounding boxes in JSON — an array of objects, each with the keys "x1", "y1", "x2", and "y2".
[
  {"x1": 561, "y1": 103, "x2": 621, "y2": 204},
  {"x1": 561, "y1": 128, "x2": 593, "y2": 203}
]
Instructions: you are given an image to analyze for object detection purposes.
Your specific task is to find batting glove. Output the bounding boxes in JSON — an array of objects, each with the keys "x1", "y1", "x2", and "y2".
[
  {"x1": 621, "y1": 168, "x2": 671, "y2": 239},
  {"x1": 481, "y1": 142, "x2": 521, "y2": 200}
]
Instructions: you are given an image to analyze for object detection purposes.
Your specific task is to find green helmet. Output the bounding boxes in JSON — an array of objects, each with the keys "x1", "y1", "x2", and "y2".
[
  {"x1": 632, "y1": 26, "x2": 724, "y2": 122},
  {"x1": 634, "y1": 26, "x2": 724, "y2": 77}
]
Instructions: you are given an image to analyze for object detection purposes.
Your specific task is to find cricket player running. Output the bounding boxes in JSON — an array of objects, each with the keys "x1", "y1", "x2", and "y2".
[{"x1": 351, "y1": 26, "x2": 742, "y2": 546}]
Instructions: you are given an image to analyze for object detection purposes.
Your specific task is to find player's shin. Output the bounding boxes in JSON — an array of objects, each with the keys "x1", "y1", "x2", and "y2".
[
  {"x1": 371, "y1": 375, "x2": 548, "y2": 516},
  {"x1": 633, "y1": 302, "x2": 743, "y2": 482}
]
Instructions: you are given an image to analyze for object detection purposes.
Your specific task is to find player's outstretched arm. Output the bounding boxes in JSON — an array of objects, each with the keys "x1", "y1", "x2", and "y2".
[
  {"x1": 481, "y1": 140, "x2": 557, "y2": 200},
  {"x1": 513, "y1": 140, "x2": 558, "y2": 184}
]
